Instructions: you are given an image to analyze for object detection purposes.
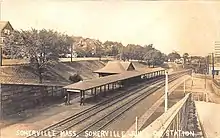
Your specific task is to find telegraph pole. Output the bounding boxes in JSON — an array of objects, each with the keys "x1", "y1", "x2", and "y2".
[
  {"x1": 191, "y1": 70, "x2": 193, "y2": 87},
  {"x1": 0, "y1": 42, "x2": 2, "y2": 66},
  {"x1": 0, "y1": 0, "x2": 2, "y2": 66},
  {"x1": 165, "y1": 71, "x2": 168, "y2": 112},
  {"x1": 207, "y1": 55, "x2": 209, "y2": 75},
  {"x1": 212, "y1": 52, "x2": 215, "y2": 79},
  {"x1": 70, "y1": 44, "x2": 73, "y2": 62},
  {"x1": 205, "y1": 71, "x2": 207, "y2": 89}
]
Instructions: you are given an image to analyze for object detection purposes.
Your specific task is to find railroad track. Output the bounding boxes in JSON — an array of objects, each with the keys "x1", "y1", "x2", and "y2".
[
  {"x1": 74, "y1": 72, "x2": 188, "y2": 138},
  {"x1": 26, "y1": 70, "x2": 190, "y2": 138},
  {"x1": 26, "y1": 78, "x2": 164, "y2": 138}
]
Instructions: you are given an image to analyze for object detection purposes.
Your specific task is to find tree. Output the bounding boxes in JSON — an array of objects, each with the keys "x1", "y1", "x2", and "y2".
[
  {"x1": 183, "y1": 53, "x2": 189, "y2": 64},
  {"x1": 103, "y1": 41, "x2": 123, "y2": 58},
  {"x1": 3, "y1": 30, "x2": 26, "y2": 59},
  {"x1": 4, "y1": 28, "x2": 71, "y2": 83},
  {"x1": 144, "y1": 49, "x2": 164, "y2": 67},
  {"x1": 168, "y1": 51, "x2": 181, "y2": 62}
]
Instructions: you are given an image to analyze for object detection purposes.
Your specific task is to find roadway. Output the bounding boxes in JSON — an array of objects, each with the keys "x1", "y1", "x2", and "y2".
[{"x1": 1, "y1": 57, "x2": 114, "y2": 65}]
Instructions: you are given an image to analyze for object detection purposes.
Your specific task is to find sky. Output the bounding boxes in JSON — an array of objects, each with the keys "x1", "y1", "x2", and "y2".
[{"x1": 2, "y1": 0, "x2": 220, "y2": 56}]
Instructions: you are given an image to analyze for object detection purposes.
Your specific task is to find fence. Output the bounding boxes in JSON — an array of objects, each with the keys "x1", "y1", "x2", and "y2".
[
  {"x1": 212, "y1": 79, "x2": 220, "y2": 96},
  {"x1": 1, "y1": 83, "x2": 65, "y2": 117},
  {"x1": 136, "y1": 93, "x2": 193, "y2": 138}
]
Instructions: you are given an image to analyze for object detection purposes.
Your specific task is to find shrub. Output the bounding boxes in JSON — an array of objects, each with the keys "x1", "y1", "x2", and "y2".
[{"x1": 69, "y1": 73, "x2": 83, "y2": 83}]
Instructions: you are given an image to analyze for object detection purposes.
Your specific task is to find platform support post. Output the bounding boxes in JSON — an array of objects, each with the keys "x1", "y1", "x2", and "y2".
[
  {"x1": 191, "y1": 70, "x2": 194, "y2": 87},
  {"x1": 80, "y1": 90, "x2": 82, "y2": 105},
  {"x1": 83, "y1": 90, "x2": 85, "y2": 105},
  {"x1": 165, "y1": 71, "x2": 168, "y2": 112},
  {"x1": 104, "y1": 85, "x2": 106, "y2": 97},
  {"x1": 91, "y1": 88, "x2": 93, "y2": 95},
  {"x1": 67, "y1": 90, "x2": 70, "y2": 105},
  {"x1": 94, "y1": 87, "x2": 97, "y2": 100},
  {"x1": 51, "y1": 86, "x2": 54, "y2": 96}
]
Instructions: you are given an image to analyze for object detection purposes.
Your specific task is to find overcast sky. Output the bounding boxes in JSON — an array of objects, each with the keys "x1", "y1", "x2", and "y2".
[{"x1": 2, "y1": 0, "x2": 220, "y2": 56}]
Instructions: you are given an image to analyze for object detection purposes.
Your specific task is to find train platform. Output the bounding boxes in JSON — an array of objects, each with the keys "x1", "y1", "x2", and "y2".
[
  {"x1": 0, "y1": 70, "x2": 165, "y2": 138},
  {"x1": 0, "y1": 96, "x2": 94, "y2": 138},
  {"x1": 0, "y1": 68, "x2": 176, "y2": 138},
  {"x1": 195, "y1": 101, "x2": 220, "y2": 138}
]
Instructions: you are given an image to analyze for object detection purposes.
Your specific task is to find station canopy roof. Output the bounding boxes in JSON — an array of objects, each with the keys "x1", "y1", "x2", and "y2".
[
  {"x1": 64, "y1": 67, "x2": 165, "y2": 91},
  {"x1": 93, "y1": 61, "x2": 136, "y2": 74}
]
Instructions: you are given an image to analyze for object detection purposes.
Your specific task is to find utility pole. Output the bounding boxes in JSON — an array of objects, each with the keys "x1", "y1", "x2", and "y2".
[
  {"x1": 207, "y1": 55, "x2": 209, "y2": 75},
  {"x1": 70, "y1": 44, "x2": 73, "y2": 62},
  {"x1": 0, "y1": 0, "x2": 2, "y2": 66},
  {"x1": 205, "y1": 71, "x2": 207, "y2": 89},
  {"x1": 212, "y1": 52, "x2": 215, "y2": 79},
  {"x1": 191, "y1": 70, "x2": 193, "y2": 87},
  {"x1": 0, "y1": 0, "x2": 3, "y2": 130},
  {"x1": 165, "y1": 71, "x2": 168, "y2": 112},
  {"x1": 0, "y1": 42, "x2": 2, "y2": 66}
]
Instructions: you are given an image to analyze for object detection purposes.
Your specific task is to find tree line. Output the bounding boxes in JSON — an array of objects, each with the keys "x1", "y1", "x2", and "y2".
[
  {"x1": 3, "y1": 29, "x2": 174, "y2": 66},
  {"x1": 3, "y1": 28, "x2": 187, "y2": 82}
]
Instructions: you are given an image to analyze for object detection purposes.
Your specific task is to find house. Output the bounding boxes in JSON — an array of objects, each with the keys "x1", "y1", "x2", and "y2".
[
  {"x1": 0, "y1": 21, "x2": 14, "y2": 63},
  {"x1": 93, "y1": 60, "x2": 136, "y2": 77},
  {"x1": 0, "y1": 21, "x2": 14, "y2": 37}
]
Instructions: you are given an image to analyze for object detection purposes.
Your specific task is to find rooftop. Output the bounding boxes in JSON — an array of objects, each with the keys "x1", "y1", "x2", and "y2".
[
  {"x1": 0, "y1": 21, "x2": 13, "y2": 32},
  {"x1": 93, "y1": 60, "x2": 135, "y2": 74},
  {"x1": 64, "y1": 67, "x2": 165, "y2": 91}
]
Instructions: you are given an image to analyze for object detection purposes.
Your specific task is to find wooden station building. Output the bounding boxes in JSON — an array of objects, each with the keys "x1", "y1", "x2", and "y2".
[
  {"x1": 63, "y1": 67, "x2": 165, "y2": 105},
  {"x1": 93, "y1": 61, "x2": 136, "y2": 77}
]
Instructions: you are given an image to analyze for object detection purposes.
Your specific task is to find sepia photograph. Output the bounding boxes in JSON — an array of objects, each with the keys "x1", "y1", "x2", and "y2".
[{"x1": 0, "y1": 0, "x2": 220, "y2": 138}]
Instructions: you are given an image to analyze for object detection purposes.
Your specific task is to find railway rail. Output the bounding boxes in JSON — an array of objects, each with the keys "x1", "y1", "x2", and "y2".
[
  {"x1": 26, "y1": 70, "x2": 190, "y2": 138},
  {"x1": 73, "y1": 71, "x2": 189, "y2": 138}
]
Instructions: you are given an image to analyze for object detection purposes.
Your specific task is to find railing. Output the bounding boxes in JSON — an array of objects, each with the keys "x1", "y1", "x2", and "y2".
[
  {"x1": 213, "y1": 78, "x2": 220, "y2": 87},
  {"x1": 211, "y1": 79, "x2": 220, "y2": 96},
  {"x1": 136, "y1": 93, "x2": 192, "y2": 138},
  {"x1": 193, "y1": 74, "x2": 212, "y2": 80}
]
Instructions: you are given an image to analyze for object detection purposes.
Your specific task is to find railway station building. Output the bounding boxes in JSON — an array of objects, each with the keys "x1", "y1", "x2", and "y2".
[
  {"x1": 93, "y1": 61, "x2": 136, "y2": 77},
  {"x1": 64, "y1": 67, "x2": 165, "y2": 105}
]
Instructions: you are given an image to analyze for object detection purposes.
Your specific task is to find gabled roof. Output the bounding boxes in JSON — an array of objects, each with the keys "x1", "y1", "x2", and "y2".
[
  {"x1": 93, "y1": 61, "x2": 136, "y2": 74},
  {"x1": 120, "y1": 61, "x2": 135, "y2": 71},
  {"x1": 0, "y1": 21, "x2": 14, "y2": 32}
]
